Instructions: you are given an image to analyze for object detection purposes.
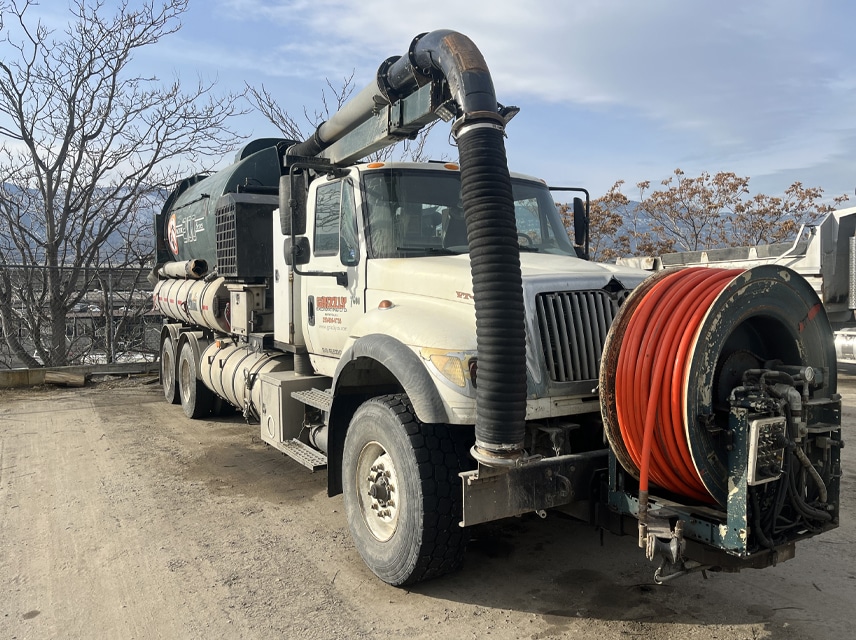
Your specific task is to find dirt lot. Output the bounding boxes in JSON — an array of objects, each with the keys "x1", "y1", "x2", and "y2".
[{"x1": 1, "y1": 370, "x2": 854, "y2": 640}]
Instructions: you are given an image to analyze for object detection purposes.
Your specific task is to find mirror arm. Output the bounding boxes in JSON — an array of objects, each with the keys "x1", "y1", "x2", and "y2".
[{"x1": 291, "y1": 246, "x2": 349, "y2": 287}]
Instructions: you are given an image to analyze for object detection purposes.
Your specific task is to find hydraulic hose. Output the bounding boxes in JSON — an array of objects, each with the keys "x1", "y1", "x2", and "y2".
[
  {"x1": 457, "y1": 124, "x2": 527, "y2": 455},
  {"x1": 793, "y1": 445, "x2": 828, "y2": 503},
  {"x1": 751, "y1": 488, "x2": 775, "y2": 550},
  {"x1": 614, "y1": 268, "x2": 743, "y2": 503}
]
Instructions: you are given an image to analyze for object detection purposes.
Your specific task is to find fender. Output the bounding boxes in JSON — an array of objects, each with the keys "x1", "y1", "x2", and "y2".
[
  {"x1": 333, "y1": 333, "x2": 448, "y2": 423},
  {"x1": 326, "y1": 333, "x2": 450, "y2": 497},
  {"x1": 177, "y1": 331, "x2": 210, "y2": 381},
  {"x1": 159, "y1": 323, "x2": 182, "y2": 351}
]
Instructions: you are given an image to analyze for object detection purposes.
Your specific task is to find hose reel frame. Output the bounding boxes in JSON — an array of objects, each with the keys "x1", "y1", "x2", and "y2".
[{"x1": 601, "y1": 265, "x2": 837, "y2": 506}]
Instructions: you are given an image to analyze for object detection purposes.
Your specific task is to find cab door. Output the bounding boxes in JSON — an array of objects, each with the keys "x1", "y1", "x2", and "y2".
[{"x1": 301, "y1": 176, "x2": 365, "y2": 375}]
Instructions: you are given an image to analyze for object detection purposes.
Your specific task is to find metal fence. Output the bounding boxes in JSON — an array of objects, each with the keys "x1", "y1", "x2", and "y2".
[{"x1": 0, "y1": 265, "x2": 162, "y2": 369}]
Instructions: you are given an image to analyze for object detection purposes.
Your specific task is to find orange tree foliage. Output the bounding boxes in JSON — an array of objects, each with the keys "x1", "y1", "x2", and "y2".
[{"x1": 578, "y1": 170, "x2": 849, "y2": 262}]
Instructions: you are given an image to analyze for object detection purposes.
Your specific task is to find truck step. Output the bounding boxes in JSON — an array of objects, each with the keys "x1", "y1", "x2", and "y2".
[
  {"x1": 292, "y1": 388, "x2": 333, "y2": 412},
  {"x1": 279, "y1": 438, "x2": 327, "y2": 471}
]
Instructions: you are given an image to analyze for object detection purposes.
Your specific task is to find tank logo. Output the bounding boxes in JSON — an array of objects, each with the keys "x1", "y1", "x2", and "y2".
[
  {"x1": 456, "y1": 291, "x2": 474, "y2": 300},
  {"x1": 317, "y1": 296, "x2": 348, "y2": 311},
  {"x1": 168, "y1": 214, "x2": 205, "y2": 254},
  {"x1": 167, "y1": 214, "x2": 179, "y2": 255}
]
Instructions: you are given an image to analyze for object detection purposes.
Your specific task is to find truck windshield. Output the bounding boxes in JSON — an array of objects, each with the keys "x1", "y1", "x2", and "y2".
[{"x1": 362, "y1": 169, "x2": 578, "y2": 259}]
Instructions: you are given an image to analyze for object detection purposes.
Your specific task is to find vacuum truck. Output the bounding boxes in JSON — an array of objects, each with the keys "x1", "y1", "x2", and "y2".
[{"x1": 151, "y1": 30, "x2": 842, "y2": 586}]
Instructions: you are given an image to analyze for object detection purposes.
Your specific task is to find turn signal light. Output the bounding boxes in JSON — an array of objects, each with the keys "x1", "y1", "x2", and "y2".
[{"x1": 429, "y1": 354, "x2": 467, "y2": 387}]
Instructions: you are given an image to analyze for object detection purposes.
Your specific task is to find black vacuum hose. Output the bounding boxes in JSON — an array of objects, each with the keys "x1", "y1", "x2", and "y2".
[{"x1": 457, "y1": 124, "x2": 527, "y2": 454}]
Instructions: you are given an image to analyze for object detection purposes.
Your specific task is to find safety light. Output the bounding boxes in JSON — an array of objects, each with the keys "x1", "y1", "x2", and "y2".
[
  {"x1": 429, "y1": 354, "x2": 467, "y2": 387},
  {"x1": 421, "y1": 348, "x2": 477, "y2": 388}
]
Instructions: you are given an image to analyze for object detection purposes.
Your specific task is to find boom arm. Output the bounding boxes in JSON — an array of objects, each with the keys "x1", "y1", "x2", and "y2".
[{"x1": 286, "y1": 30, "x2": 516, "y2": 166}]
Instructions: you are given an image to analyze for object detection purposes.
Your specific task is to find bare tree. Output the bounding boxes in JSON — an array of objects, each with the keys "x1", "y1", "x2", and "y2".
[
  {"x1": 0, "y1": 0, "x2": 245, "y2": 366},
  {"x1": 635, "y1": 169, "x2": 750, "y2": 253},
  {"x1": 246, "y1": 74, "x2": 443, "y2": 163},
  {"x1": 586, "y1": 170, "x2": 849, "y2": 260},
  {"x1": 730, "y1": 181, "x2": 848, "y2": 247}
]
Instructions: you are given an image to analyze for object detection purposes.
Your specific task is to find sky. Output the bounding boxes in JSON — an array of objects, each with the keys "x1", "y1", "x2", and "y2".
[{"x1": 17, "y1": 0, "x2": 856, "y2": 203}]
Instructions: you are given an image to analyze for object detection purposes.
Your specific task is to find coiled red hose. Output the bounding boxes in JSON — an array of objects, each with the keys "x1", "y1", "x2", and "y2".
[{"x1": 614, "y1": 268, "x2": 742, "y2": 502}]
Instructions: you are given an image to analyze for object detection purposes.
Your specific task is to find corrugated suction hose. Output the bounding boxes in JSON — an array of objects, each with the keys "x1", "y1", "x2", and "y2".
[{"x1": 457, "y1": 124, "x2": 527, "y2": 457}]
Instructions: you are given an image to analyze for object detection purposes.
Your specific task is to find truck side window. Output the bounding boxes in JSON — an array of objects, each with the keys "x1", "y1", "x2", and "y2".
[
  {"x1": 340, "y1": 180, "x2": 360, "y2": 266},
  {"x1": 515, "y1": 198, "x2": 542, "y2": 245},
  {"x1": 314, "y1": 181, "x2": 341, "y2": 256}
]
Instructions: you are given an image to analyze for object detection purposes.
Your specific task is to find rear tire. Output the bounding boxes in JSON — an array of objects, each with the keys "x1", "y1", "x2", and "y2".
[
  {"x1": 160, "y1": 336, "x2": 180, "y2": 404},
  {"x1": 342, "y1": 394, "x2": 470, "y2": 586},
  {"x1": 178, "y1": 341, "x2": 214, "y2": 419}
]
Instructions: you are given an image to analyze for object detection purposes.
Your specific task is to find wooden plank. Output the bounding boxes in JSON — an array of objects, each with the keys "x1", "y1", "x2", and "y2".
[{"x1": 44, "y1": 371, "x2": 87, "y2": 387}]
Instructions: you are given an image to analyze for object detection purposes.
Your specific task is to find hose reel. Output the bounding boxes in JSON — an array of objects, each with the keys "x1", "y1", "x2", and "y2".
[{"x1": 600, "y1": 265, "x2": 837, "y2": 506}]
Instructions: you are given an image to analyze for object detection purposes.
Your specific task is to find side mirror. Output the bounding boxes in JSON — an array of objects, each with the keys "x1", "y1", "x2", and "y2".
[
  {"x1": 572, "y1": 196, "x2": 587, "y2": 246},
  {"x1": 279, "y1": 172, "x2": 307, "y2": 236},
  {"x1": 284, "y1": 236, "x2": 311, "y2": 266}
]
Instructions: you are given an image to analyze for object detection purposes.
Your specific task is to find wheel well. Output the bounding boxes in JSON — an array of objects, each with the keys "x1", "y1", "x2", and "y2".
[
  {"x1": 326, "y1": 357, "x2": 404, "y2": 497},
  {"x1": 332, "y1": 334, "x2": 449, "y2": 423},
  {"x1": 160, "y1": 323, "x2": 181, "y2": 351},
  {"x1": 176, "y1": 331, "x2": 210, "y2": 377},
  {"x1": 326, "y1": 336, "x2": 454, "y2": 497}
]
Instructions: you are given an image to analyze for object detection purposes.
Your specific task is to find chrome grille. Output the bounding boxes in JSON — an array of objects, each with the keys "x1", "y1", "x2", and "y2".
[{"x1": 536, "y1": 290, "x2": 621, "y2": 382}]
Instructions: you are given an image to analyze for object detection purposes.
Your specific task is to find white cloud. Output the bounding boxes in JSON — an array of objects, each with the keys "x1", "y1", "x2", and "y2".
[
  {"x1": 218, "y1": 1, "x2": 856, "y2": 143},
  {"x1": 114, "y1": 0, "x2": 856, "y2": 198}
]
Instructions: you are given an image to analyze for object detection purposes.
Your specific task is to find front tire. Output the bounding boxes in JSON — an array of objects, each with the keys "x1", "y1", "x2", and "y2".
[
  {"x1": 178, "y1": 341, "x2": 214, "y2": 419},
  {"x1": 342, "y1": 394, "x2": 470, "y2": 586}
]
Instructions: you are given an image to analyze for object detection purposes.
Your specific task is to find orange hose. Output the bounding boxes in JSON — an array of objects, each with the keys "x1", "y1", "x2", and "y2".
[{"x1": 614, "y1": 268, "x2": 742, "y2": 502}]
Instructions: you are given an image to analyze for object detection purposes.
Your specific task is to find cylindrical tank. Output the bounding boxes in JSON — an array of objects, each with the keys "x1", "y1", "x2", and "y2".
[
  {"x1": 200, "y1": 342, "x2": 293, "y2": 418},
  {"x1": 156, "y1": 139, "x2": 291, "y2": 268},
  {"x1": 153, "y1": 278, "x2": 194, "y2": 324},
  {"x1": 835, "y1": 328, "x2": 856, "y2": 362},
  {"x1": 160, "y1": 259, "x2": 208, "y2": 280},
  {"x1": 153, "y1": 277, "x2": 230, "y2": 333}
]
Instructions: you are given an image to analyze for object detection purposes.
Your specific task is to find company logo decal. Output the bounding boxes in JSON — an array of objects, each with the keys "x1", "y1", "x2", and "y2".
[
  {"x1": 168, "y1": 213, "x2": 206, "y2": 255},
  {"x1": 317, "y1": 296, "x2": 348, "y2": 311},
  {"x1": 167, "y1": 214, "x2": 179, "y2": 255}
]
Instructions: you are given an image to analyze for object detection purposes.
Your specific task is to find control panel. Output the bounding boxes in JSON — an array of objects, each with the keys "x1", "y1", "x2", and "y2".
[{"x1": 747, "y1": 416, "x2": 787, "y2": 485}]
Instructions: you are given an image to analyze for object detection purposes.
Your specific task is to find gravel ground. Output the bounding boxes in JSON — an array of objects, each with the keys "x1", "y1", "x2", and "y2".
[{"x1": 1, "y1": 371, "x2": 854, "y2": 639}]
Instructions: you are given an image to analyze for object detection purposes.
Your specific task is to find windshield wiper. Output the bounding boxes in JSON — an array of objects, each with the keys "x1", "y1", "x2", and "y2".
[{"x1": 396, "y1": 246, "x2": 459, "y2": 255}]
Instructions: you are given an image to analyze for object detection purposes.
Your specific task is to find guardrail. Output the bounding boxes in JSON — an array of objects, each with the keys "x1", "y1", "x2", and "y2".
[{"x1": 0, "y1": 361, "x2": 159, "y2": 389}]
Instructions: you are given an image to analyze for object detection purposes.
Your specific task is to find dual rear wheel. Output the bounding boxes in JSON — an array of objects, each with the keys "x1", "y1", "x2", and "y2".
[{"x1": 161, "y1": 335, "x2": 216, "y2": 418}]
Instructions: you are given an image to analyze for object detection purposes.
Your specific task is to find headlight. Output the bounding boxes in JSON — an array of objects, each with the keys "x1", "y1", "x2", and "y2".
[{"x1": 421, "y1": 348, "x2": 476, "y2": 388}]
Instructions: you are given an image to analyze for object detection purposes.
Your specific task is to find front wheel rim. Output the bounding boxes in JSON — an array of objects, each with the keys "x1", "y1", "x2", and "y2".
[{"x1": 355, "y1": 441, "x2": 400, "y2": 542}]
